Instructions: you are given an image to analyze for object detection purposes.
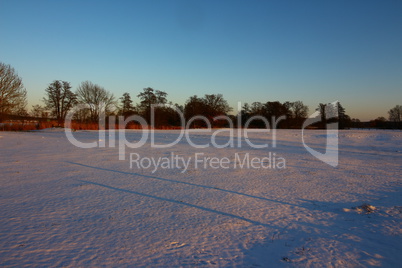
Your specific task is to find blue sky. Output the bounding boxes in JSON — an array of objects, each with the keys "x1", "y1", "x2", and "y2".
[{"x1": 1, "y1": 0, "x2": 401, "y2": 121}]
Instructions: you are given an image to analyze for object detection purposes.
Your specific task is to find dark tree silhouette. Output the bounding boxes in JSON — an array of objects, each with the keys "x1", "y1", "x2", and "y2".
[
  {"x1": 156, "y1": 90, "x2": 168, "y2": 104},
  {"x1": 119, "y1": 92, "x2": 136, "y2": 118},
  {"x1": 184, "y1": 95, "x2": 208, "y2": 127},
  {"x1": 316, "y1": 102, "x2": 350, "y2": 129},
  {"x1": 203, "y1": 94, "x2": 232, "y2": 116},
  {"x1": 388, "y1": 105, "x2": 402, "y2": 122},
  {"x1": 336, "y1": 102, "x2": 350, "y2": 129},
  {"x1": 238, "y1": 102, "x2": 251, "y2": 127},
  {"x1": 240, "y1": 100, "x2": 308, "y2": 128},
  {"x1": 250, "y1": 102, "x2": 263, "y2": 114},
  {"x1": 317, "y1": 103, "x2": 327, "y2": 127},
  {"x1": 43, "y1": 80, "x2": 77, "y2": 125},
  {"x1": 291, "y1": 101, "x2": 309, "y2": 119},
  {"x1": 137, "y1": 87, "x2": 168, "y2": 124},
  {"x1": 184, "y1": 94, "x2": 232, "y2": 128}
]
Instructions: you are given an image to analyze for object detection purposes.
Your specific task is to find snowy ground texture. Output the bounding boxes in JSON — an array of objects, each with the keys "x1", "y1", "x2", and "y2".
[{"x1": 0, "y1": 129, "x2": 401, "y2": 267}]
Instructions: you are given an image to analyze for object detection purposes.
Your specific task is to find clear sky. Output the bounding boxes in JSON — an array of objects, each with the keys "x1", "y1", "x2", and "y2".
[{"x1": 1, "y1": 0, "x2": 401, "y2": 121}]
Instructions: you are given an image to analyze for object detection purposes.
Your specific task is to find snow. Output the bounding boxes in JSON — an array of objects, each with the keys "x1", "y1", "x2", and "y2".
[{"x1": 0, "y1": 129, "x2": 401, "y2": 267}]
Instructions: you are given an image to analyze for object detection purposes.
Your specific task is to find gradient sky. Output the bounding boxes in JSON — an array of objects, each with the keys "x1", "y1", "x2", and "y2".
[{"x1": 1, "y1": 0, "x2": 401, "y2": 121}]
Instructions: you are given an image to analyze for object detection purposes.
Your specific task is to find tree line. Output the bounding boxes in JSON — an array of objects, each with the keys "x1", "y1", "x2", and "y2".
[{"x1": 1, "y1": 61, "x2": 401, "y2": 129}]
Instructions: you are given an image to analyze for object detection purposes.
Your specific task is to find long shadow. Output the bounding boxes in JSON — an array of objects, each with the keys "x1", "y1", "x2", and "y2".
[
  {"x1": 244, "y1": 186, "x2": 402, "y2": 266},
  {"x1": 78, "y1": 179, "x2": 268, "y2": 226},
  {"x1": 66, "y1": 161, "x2": 301, "y2": 208}
]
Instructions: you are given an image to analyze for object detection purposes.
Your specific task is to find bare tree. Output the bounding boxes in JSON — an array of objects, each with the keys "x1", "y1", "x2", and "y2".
[
  {"x1": 250, "y1": 102, "x2": 263, "y2": 114},
  {"x1": 291, "y1": 101, "x2": 309, "y2": 119},
  {"x1": 31, "y1": 104, "x2": 48, "y2": 118},
  {"x1": 76, "y1": 81, "x2": 116, "y2": 122},
  {"x1": 43, "y1": 80, "x2": 77, "y2": 125},
  {"x1": 0, "y1": 62, "x2": 28, "y2": 119},
  {"x1": 202, "y1": 94, "x2": 232, "y2": 122},
  {"x1": 184, "y1": 94, "x2": 232, "y2": 127},
  {"x1": 388, "y1": 105, "x2": 402, "y2": 122}
]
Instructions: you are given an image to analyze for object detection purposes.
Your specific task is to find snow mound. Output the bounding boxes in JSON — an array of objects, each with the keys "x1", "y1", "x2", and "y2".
[{"x1": 344, "y1": 203, "x2": 377, "y2": 214}]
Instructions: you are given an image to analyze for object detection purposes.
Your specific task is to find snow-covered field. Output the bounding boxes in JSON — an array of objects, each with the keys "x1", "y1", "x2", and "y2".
[{"x1": 0, "y1": 129, "x2": 401, "y2": 267}]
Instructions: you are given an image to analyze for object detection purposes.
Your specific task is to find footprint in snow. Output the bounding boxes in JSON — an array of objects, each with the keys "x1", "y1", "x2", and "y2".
[{"x1": 166, "y1": 241, "x2": 187, "y2": 250}]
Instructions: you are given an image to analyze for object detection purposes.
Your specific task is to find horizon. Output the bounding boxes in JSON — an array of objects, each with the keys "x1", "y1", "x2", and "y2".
[{"x1": 1, "y1": 0, "x2": 401, "y2": 121}]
